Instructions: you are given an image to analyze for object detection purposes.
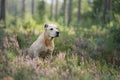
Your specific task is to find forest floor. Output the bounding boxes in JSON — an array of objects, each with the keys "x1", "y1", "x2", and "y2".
[{"x1": 0, "y1": 21, "x2": 120, "y2": 80}]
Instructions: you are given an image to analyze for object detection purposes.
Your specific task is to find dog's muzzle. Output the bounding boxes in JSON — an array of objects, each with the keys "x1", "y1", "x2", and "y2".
[{"x1": 56, "y1": 31, "x2": 59, "y2": 37}]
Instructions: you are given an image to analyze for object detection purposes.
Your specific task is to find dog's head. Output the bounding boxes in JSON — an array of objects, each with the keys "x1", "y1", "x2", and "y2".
[{"x1": 44, "y1": 24, "x2": 59, "y2": 38}]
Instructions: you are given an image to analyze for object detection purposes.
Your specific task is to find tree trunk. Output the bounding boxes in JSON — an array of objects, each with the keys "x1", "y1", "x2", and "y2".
[
  {"x1": 0, "y1": 0, "x2": 2, "y2": 20},
  {"x1": 0, "y1": 0, "x2": 6, "y2": 27},
  {"x1": 50, "y1": 0, "x2": 53, "y2": 19},
  {"x1": 22, "y1": 0, "x2": 25, "y2": 17},
  {"x1": 68, "y1": 0, "x2": 72, "y2": 26},
  {"x1": 55, "y1": 0, "x2": 58, "y2": 21},
  {"x1": 77, "y1": 0, "x2": 81, "y2": 22},
  {"x1": 31, "y1": 0, "x2": 34, "y2": 15},
  {"x1": 103, "y1": 0, "x2": 107, "y2": 23},
  {"x1": 103, "y1": 0, "x2": 112, "y2": 23},
  {"x1": 0, "y1": 0, "x2": 6, "y2": 52},
  {"x1": 14, "y1": 0, "x2": 17, "y2": 16},
  {"x1": 14, "y1": 0, "x2": 17, "y2": 25},
  {"x1": 107, "y1": 0, "x2": 112, "y2": 22},
  {"x1": 63, "y1": 0, "x2": 66, "y2": 25}
]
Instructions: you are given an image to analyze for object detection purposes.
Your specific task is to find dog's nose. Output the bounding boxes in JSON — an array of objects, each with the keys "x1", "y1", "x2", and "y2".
[
  {"x1": 56, "y1": 32, "x2": 59, "y2": 35},
  {"x1": 56, "y1": 32, "x2": 59, "y2": 37}
]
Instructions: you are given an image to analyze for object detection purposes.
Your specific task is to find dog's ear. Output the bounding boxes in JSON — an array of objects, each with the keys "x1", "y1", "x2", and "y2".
[{"x1": 44, "y1": 24, "x2": 48, "y2": 29}]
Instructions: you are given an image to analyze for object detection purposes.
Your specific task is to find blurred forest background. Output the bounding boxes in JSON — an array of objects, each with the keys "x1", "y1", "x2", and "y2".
[{"x1": 0, "y1": 0, "x2": 120, "y2": 80}]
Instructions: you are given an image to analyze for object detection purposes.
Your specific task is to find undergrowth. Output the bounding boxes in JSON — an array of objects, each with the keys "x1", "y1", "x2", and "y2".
[{"x1": 0, "y1": 16, "x2": 120, "y2": 80}]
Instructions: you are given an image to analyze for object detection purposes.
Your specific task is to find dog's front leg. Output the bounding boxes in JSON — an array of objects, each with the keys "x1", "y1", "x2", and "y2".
[
  {"x1": 33, "y1": 51, "x2": 39, "y2": 58},
  {"x1": 50, "y1": 51, "x2": 53, "y2": 60}
]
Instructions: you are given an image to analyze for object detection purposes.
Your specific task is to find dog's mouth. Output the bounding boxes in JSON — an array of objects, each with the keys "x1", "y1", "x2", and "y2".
[
  {"x1": 49, "y1": 32, "x2": 59, "y2": 38},
  {"x1": 55, "y1": 34, "x2": 59, "y2": 37}
]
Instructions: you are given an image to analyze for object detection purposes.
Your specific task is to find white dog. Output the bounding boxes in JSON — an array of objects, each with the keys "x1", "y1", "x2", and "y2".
[{"x1": 27, "y1": 24, "x2": 59, "y2": 59}]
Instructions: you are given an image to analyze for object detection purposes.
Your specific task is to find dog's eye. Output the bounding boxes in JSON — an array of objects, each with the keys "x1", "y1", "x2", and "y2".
[{"x1": 50, "y1": 28, "x2": 53, "y2": 30}]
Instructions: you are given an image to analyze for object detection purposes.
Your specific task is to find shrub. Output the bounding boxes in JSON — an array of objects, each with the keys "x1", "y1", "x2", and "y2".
[
  {"x1": 110, "y1": 25, "x2": 120, "y2": 50},
  {"x1": 14, "y1": 67, "x2": 37, "y2": 80}
]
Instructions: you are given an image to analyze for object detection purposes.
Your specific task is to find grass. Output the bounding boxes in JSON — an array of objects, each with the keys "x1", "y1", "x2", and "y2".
[{"x1": 0, "y1": 17, "x2": 120, "y2": 80}]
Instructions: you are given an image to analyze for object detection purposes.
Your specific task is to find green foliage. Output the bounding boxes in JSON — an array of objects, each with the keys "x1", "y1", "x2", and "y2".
[
  {"x1": 17, "y1": 32, "x2": 38, "y2": 49},
  {"x1": 17, "y1": 33, "x2": 28, "y2": 48},
  {"x1": 112, "y1": 0, "x2": 120, "y2": 14},
  {"x1": 110, "y1": 25, "x2": 120, "y2": 50},
  {"x1": 111, "y1": 27, "x2": 120, "y2": 44},
  {"x1": 22, "y1": 14, "x2": 37, "y2": 31},
  {"x1": 5, "y1": 51, "x2": 15, "y2": 60}
]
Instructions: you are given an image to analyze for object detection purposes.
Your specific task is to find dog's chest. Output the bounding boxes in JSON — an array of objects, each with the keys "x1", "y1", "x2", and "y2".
[
  {"x1": 44, "y1": 45, "x2": 54, "y2": 53},
  {"x1": 44, "y1": 38, "x2": 54, "y2": 52}
]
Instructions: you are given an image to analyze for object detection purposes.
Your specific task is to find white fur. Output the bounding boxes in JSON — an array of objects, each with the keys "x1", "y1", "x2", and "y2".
[{"x1": 27, "y1": 24, "x2": 59, "y2": 58}]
